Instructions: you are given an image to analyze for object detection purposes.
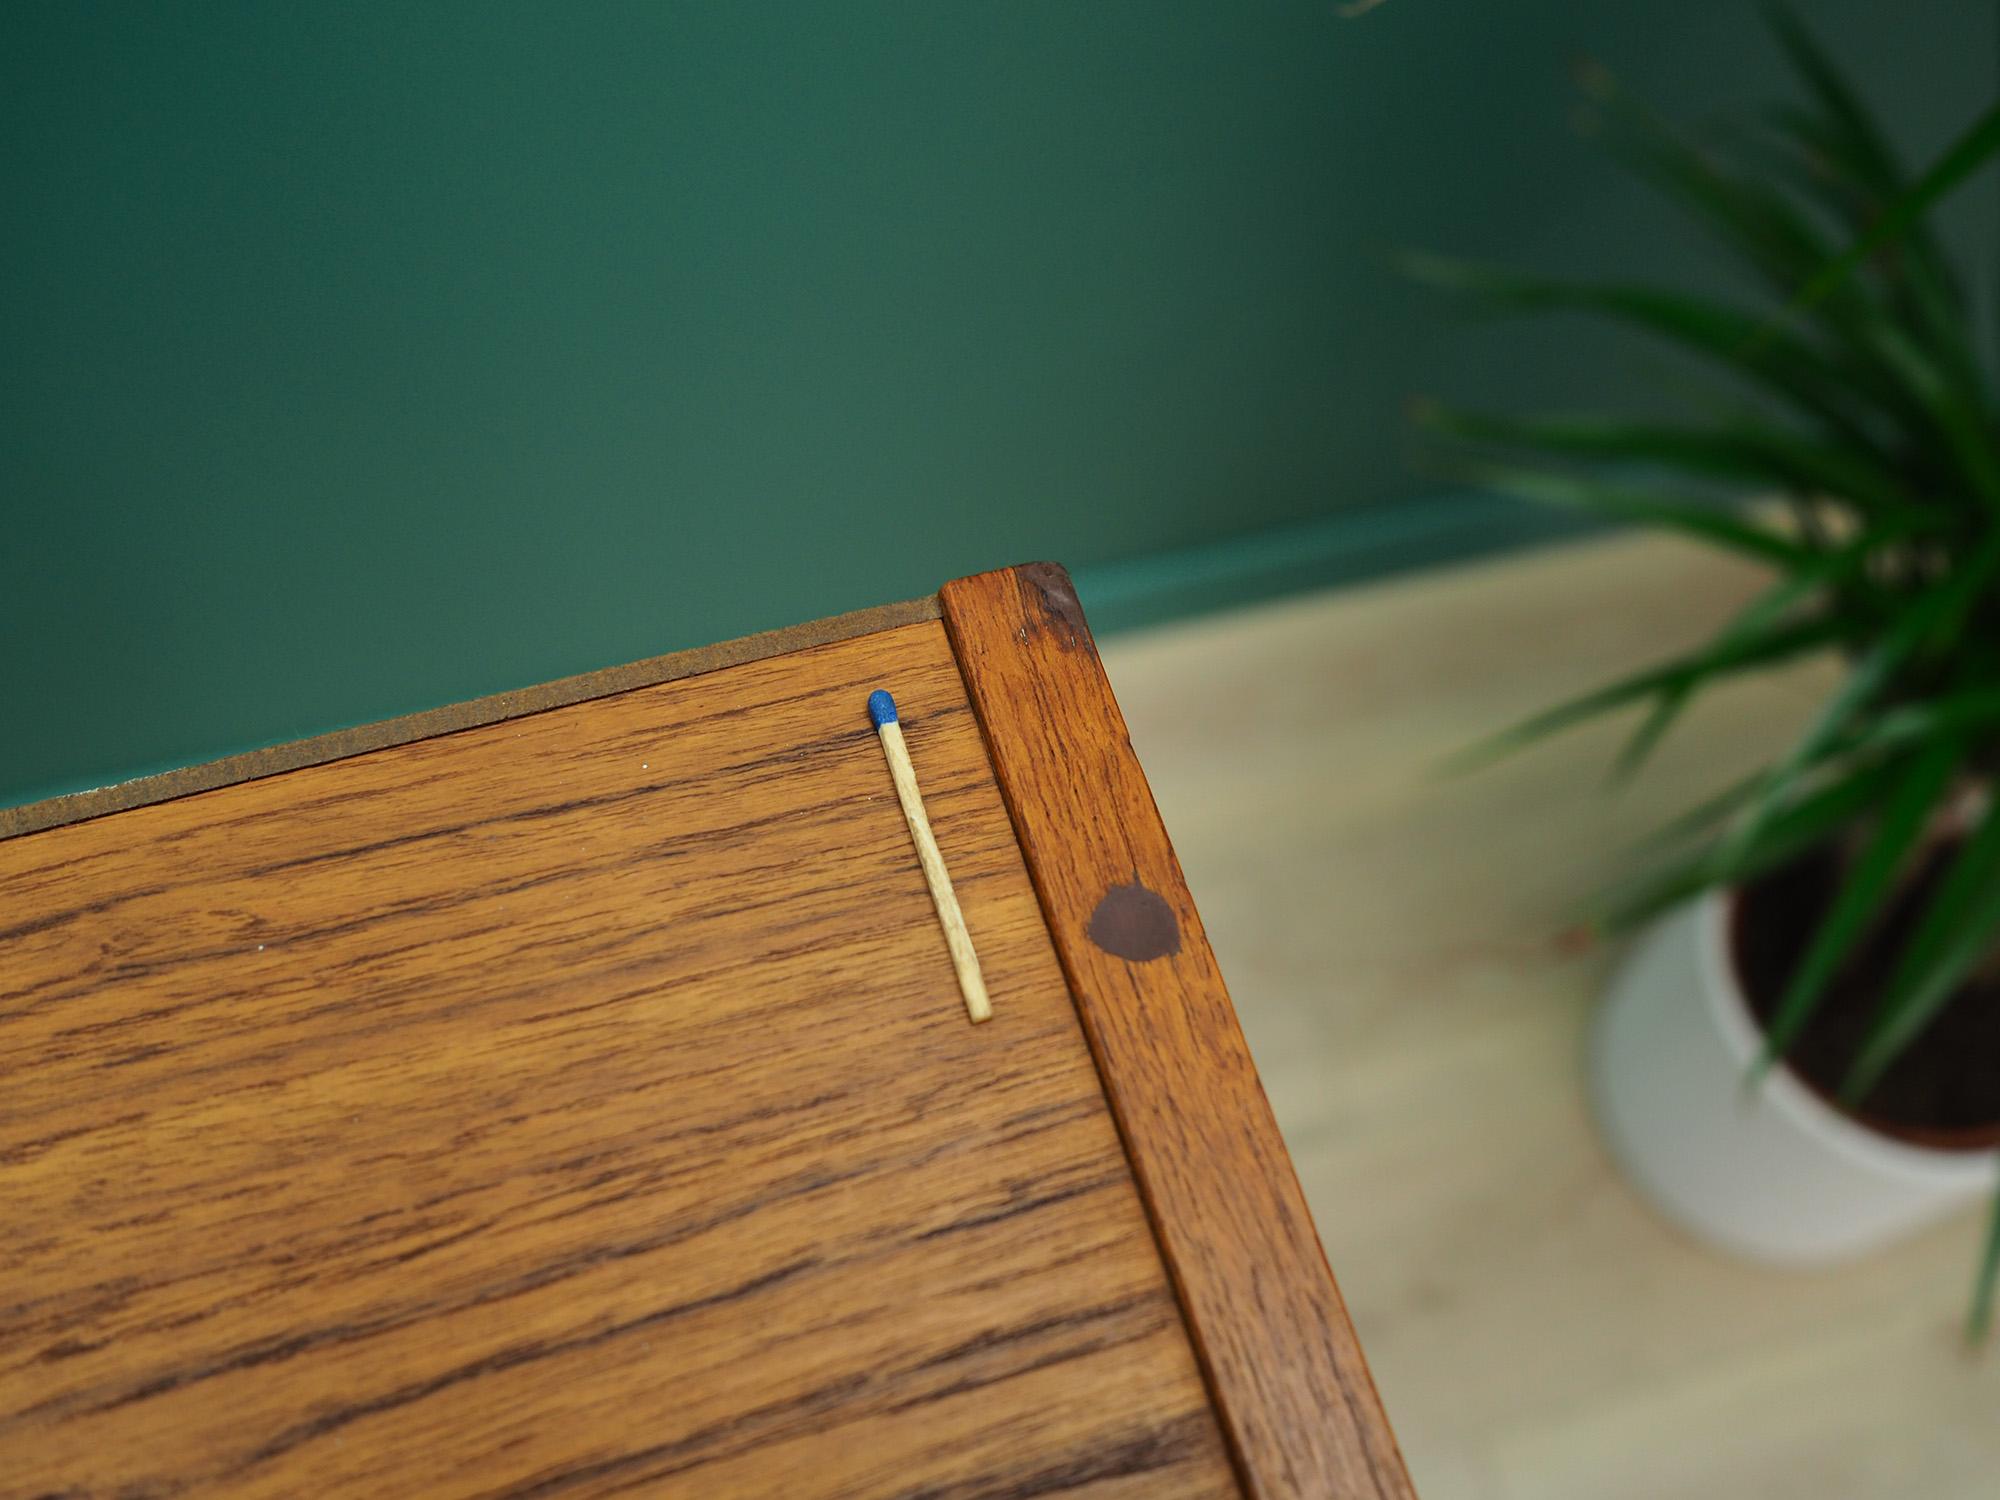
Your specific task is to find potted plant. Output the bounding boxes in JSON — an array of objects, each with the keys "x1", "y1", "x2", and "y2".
[{"x1": 1409, "y1": 7, "x2": 2000, "y2": 1337}]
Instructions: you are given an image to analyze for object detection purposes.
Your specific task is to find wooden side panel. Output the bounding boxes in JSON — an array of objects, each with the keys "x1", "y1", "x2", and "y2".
[
  {"x1": 0, "y1": 619, "x2": 1241, "y2": 1499},
  {"x1": 941, "y1": 565, "x2": 1414, "y2": 1500}
]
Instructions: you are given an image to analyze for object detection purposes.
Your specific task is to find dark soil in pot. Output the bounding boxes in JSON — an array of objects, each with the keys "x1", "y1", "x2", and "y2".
[{"x1": 1733, "y1": 846, "x2": 2000, "y2": 1150}]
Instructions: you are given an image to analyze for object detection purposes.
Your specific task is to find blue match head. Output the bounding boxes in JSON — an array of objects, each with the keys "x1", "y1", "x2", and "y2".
[{"x1": 867, "y1": 689, "x2": 899, "y2": 727}]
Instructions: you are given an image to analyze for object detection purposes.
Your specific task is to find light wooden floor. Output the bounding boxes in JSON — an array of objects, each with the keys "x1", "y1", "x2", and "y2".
[{"x1": 1102, "y1": 533, "x2": 2000, "y2": 1500}]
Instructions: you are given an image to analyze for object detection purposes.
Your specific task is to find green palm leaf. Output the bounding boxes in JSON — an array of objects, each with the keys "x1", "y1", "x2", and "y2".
[
  {"x1": 1443, "y1": 613, "x2": 1846, "y2": 775},
  {"x1": 1585, "y1": 59, "x2": 1993, "y2": 483},
  {"x1": 1757, "y1": 100, "x2": 1982, "y2": 409},
  {"x1": 1457, "y1": 466, "x2": 1816, "y2": 566},
  {"x1": 1401, "y1": 255, "x2": 1894, "y2": 454},
  {"x1": 1784, "y1": 99, "x2": 2000, "y2": 327},
  {"x1": 1855, "y1": 687, "x2": 2000, "y2": 756},
  {"x1": 1721, "y1": 535, "x2": 2000, "y2": 874},
  {"x1": 1971, "y1": 1192, "x2": 2000, "y2": 1346},
  {"x1": 1762, "y1": 2, "x2": 1962, "y2": 309},
  {"x1": 1751, "y1": 737, "x2": 1962, "y2": 1079},
  {"x1": 1844, "y1": 802, "x2": 2000, "y2": 1102},
  {"x1": 1632, "y1": 769, "x2": 1772, "y2": 853},
  {"x1": 1594, "y1": 753, "x2": 1906, "y2": 933},
  {"x1": 1412, "y1": 403, "x2": 1915, "y2": 517},
  {"x1": 1614, "y1": 550, "x2": 1878, "y2": 781}
]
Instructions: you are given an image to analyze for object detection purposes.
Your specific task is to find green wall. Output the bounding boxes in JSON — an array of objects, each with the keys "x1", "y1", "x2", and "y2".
[{"x1": 4, "y1": 2, "x2": 1992, "y2": 808}]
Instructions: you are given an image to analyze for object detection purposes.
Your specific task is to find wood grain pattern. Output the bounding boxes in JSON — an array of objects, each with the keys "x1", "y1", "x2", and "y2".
[
  {"x1": 941, "y1": 565, "x2": 1415, "y2": 1500},
  {"x1": 0, "y1": 619, "x2": 1240, "y2": 1499},
  {"x1": 0, "y1": 596, "x2": 940, "y2": 840}
]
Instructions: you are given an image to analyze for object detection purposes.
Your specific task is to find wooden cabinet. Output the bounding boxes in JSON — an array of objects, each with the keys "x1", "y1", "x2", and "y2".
[{"x1": 0, "y1": 566, "x2": 1410, "y2": 1499}]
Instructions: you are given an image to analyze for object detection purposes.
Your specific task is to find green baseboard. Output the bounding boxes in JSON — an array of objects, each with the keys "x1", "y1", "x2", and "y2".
[
  {"x1": 1071, "y1": 490, "x2": 1601, "y2": 636},
  {"x1": 2, "y1": 492, "x2": 1589, "y2": 815}
]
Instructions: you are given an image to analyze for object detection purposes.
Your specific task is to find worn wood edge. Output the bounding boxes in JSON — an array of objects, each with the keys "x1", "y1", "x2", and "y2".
[
  {"x1": 940, "y1": 561, "x2": 1414, "y2": 1500},
  {"x1": 1, "y1": 595, "x2": 941, "y2": 841}
]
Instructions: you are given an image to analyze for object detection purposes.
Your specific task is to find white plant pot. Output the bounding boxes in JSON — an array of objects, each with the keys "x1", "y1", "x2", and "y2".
[{"x1": 1589, "y1": 891, "x2": 2000, "y2": 1264}]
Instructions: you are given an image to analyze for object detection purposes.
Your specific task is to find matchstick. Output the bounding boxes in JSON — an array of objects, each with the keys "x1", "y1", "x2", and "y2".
[{"x1": 868, "y1": 689, "x2": 992, "y2": 1024}]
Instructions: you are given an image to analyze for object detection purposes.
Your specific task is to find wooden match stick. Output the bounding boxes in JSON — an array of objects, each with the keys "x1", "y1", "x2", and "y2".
[{"x1": 868, "y1": 690, "x2": 992, "y2": 1024}]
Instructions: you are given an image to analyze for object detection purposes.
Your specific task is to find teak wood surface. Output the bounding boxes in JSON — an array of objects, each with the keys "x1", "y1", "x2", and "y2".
[
  {"x1": 943, "y1": 566, "x2": 1413, "y2": 1500},
  {"x1": 1, "y1": 571, "x2": 1409, "y2": 1498}
]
